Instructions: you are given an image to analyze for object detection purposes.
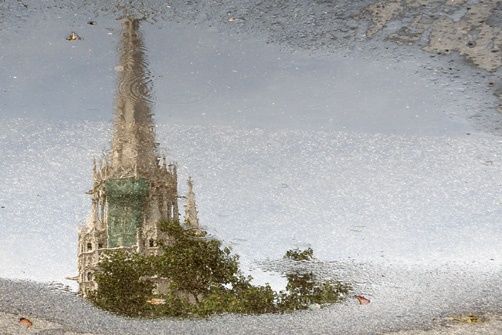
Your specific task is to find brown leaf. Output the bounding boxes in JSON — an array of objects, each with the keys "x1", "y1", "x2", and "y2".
[
  {"x1": 355, "y1": 294, "x2": 371, "y2": 305},
  {"x1": 19, "y1": 317, "x2": 33, "y2": 328}
]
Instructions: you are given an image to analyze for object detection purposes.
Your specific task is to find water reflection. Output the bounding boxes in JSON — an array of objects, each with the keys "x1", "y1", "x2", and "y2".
[
  {"x1": 76, "y1": 18, "x2": 200, "y2": 296},
  {"x1": 0, "y1": 5, "x2": 495, "y2": 133},
  {"x1": 111, "y1": 17, "x2": 157, "y2": 176},
  {"x1": 0, "y1": 0, "x2": 500, "y2": 294}
]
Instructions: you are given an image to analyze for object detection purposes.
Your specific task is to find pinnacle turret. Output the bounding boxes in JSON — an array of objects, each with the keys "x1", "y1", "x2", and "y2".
[{"x1": 184, "y1": 177, "x2": 200, "y2": 231}]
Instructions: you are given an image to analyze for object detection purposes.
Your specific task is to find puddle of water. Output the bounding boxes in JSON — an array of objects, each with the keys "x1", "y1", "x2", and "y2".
[
  {"x1": 0, "y1": 5, "x2": 501, "y2": 289},
  {"x1": 0, "y1": 9, "x2": 495, "y2": 135}
]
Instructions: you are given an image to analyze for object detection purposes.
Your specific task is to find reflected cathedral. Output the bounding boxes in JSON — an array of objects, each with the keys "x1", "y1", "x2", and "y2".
[{"x1": 77, "y1": 18, "x2": 200, "y2": 296}]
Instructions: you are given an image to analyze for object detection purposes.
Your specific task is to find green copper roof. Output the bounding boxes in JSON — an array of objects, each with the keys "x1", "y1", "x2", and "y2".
[{"x1": 105, "y1": 178, "x2": 149, "y2": 248}]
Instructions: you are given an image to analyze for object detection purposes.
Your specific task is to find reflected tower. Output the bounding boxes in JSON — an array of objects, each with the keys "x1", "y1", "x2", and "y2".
[{"x1": 77, "y1": 18, "x2": 189, "y2": 296}]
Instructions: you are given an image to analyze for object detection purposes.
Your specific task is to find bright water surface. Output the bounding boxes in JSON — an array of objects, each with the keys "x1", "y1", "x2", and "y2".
[{"x1": 0, "y1": 1, "x2": 501, "y2": 292}]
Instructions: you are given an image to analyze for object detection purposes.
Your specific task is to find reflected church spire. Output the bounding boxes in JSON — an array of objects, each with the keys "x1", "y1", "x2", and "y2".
[
  {"x1": 110, "y1": 17, "x2": 157, "y2": 178},
  {"x1": 77, "y1": 18, "x2": 181, "y2": 296}
]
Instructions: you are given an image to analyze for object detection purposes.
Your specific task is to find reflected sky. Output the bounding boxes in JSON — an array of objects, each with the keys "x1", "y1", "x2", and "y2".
[
  {"x1": 0, "y1": 10, "x2": 497, "y2": 134},
  {"x1": 0, "y1": 5, "x2": 501, "y2": 288}
]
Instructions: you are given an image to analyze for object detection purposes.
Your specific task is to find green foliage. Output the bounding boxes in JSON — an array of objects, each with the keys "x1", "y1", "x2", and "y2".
[
  {"x1": 277, "y1": 272, "x2": 349, "y2": 311},
  {"x1": 279, "y1": 248, "x2": 350, "y2": 311},
  {"x1": 88, "y1": 251, "x2": 155, "y2": 317},
  {"x1": 89, "y1": 221, "x2": 350, "y2": 318},
  {"x1": 284, "y1": 247, "x2": 314, "y2": 261},
  {"x1": 229, "y1": 279, "x2": 277, "y2": 314},
  {"x1": 148, "y1": 288, "x2": 192, "y2": 317},
  {"x1": 193, "y1": 282, "x2": 277, "y2": 316},
  {"x1": 155, "y1": 219, "x2": 240, "y2": 301}
]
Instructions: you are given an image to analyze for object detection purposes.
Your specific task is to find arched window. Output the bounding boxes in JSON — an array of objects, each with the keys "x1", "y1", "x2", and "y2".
[
  {"x1": 87, "y1": 272, "x2": 92, "y2": 281},
  {"x1": 87, "y1": 242, "x2": 92, "y2": 251},
  {"x1": 170, "y1": 202, "x2": 175, "y2": 218},
  {"x1": 149, "y1": 239, "x2": 155, "y2": 247}
]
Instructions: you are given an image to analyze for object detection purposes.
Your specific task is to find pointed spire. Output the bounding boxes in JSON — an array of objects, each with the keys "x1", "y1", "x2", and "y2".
[
  {"x1": 110, "y1": 17, "x2": 158, "y2": 178},
  {"x1": 184, "y1": 177, "x2": 200, "y2": 231}
]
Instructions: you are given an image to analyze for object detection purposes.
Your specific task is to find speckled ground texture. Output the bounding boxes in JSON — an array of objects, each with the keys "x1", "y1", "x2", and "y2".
[
  {"x1": 0, "y1": 0, "x2": 501, "y2": 334},
  {"x1": 1, "y1": 262, "x2": 502, "y2": 335}
]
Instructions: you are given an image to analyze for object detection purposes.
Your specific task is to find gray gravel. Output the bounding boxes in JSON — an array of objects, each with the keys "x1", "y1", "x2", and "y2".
[{"x1": 1, "y1": 261, "x2": 501, "y2": 335}]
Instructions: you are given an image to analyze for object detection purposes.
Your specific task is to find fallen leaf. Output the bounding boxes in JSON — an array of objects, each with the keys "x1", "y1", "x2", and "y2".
[
  {"x1": 355, "y1": 294, "x2": 371, "y2": 305},
  {"x1": 66, "y1": 32, "x2": 81, "y2": 41},
  {"x1": 147, "y1": 298, "x2": 166, "y2": 305},
  {"x1": 19, "y1": 317, "x2": 33, "y2": 328},
  {"x1": 450, "y1": 314, "x2": 483, "y2": 324}
]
